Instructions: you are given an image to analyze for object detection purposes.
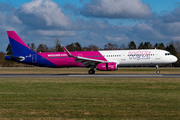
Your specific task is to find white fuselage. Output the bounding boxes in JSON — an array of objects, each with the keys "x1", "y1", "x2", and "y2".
[{"x1": 99, "y1": 49, "x2": 177, "y2": 66}]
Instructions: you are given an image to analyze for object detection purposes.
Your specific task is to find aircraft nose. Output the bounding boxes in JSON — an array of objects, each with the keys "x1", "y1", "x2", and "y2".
[{"x1": 173, "y1": 56, "x2": 178, "y2": 63}]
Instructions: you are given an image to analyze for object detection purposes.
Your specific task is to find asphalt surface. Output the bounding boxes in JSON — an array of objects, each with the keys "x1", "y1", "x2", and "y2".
[{"x1": 0, "y1": 74, "x2": 180, "y2": 78}]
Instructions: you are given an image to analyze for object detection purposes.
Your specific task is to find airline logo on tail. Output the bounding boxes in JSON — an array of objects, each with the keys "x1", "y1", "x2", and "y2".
[
  {"x1": 7, "y1": 31, "x2": 35, "y2": 55},
  {"x1": 6, "y1": 31, "x2": 57, "y2": 67}
]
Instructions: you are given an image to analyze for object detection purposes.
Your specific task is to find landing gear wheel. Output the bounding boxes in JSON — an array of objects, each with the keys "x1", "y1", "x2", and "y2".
[
  {"x1": 88, "y1": 69, "x2": 95, "y2": 74},
  {"x1": 156, "y1": 65, "x2": 160, "y2": 74},
  {"x1": 156, "y1": 70, "x2": 160, "y2": 74}
]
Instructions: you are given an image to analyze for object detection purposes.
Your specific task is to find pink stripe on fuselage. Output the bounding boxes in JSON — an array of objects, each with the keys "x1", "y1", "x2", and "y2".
[
  {"x1": 38, "y1": 51, "x2": 107, "y2": 67},
  {"x1": 7, "y1": 31, "x2": 30, "y2": 49}
]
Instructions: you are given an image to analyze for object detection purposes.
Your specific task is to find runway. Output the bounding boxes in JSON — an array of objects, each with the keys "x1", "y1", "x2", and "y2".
[{"x1": 0, "y1": 74, "x2": 180, "y2": 78}]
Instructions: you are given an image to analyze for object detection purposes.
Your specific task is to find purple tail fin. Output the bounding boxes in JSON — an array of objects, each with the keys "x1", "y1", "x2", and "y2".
[{"x1": 7, "y1": 31, "x2": 35, "y2": 55}]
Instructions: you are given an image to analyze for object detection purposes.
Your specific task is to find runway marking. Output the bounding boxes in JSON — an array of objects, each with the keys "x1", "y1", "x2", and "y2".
[{"x1": 69, "y1": 75, "x2": 163, "y2": 77}]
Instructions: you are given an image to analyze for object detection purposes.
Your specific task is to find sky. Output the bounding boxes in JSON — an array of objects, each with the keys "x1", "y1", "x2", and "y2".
[{"x1": 1, "y1": 0, "x2": 180, "y2": 52}]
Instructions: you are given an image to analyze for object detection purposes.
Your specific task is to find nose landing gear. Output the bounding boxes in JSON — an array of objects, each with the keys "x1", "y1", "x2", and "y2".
[{"x1": 156, "y1": 65, "x2": 160, "y2": 74}]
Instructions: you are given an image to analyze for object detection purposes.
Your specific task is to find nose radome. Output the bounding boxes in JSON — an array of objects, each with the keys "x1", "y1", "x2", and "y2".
[{"x1": 173, "y1": 56, "x2": 178, "y2": 62}]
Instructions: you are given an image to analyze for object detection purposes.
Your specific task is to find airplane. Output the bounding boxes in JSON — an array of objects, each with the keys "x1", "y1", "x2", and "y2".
[{"x1": 5, "y1": 31, "x2": 178, "y2": 74}]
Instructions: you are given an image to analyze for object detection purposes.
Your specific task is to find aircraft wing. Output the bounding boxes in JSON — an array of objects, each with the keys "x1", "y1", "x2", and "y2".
[{"x1": 62, "y1": 46, "x2": 108, "y2": 67}]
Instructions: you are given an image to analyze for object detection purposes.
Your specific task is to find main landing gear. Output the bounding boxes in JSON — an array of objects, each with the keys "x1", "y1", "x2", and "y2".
[
  {"x1": 88, "y1": 69, "x2": 95, "y2": 74},
  {"x1": 156, "y1": 65, "x2": 160, "y2": 74},
  {"x1": 88, "y1": 66, "x2": 95, "y2": 74}
]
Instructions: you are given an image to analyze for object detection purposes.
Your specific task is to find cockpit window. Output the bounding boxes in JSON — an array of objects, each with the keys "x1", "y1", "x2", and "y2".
[{"x1": 165, "y1": 53, "x2": 171, "y2": 56}]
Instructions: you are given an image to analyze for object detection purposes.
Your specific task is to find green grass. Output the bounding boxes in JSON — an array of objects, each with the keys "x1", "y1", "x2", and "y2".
[{"x1": 0, "y1": 78, "x2": 180, "y2": 119}]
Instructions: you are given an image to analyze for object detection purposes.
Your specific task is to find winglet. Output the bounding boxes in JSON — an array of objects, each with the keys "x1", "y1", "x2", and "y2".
[{"x1": 62, "y1": 46, "x2": 73, "y2": 57}]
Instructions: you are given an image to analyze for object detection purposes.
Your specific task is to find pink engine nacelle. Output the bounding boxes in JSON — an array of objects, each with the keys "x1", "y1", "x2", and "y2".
[{"x1": 96, "y1": 62, "x2": 118, "y2": 71}]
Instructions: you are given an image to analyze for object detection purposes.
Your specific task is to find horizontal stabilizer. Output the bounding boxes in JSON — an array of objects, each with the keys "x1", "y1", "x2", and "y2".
[{"x1": 5, "y1": 55, "x2": 25, "y2": 61}]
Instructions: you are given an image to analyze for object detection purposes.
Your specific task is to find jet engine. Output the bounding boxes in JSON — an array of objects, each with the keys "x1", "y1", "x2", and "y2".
[{"x1": 96, "y1": 62, "x2": 118, "y2": 71}]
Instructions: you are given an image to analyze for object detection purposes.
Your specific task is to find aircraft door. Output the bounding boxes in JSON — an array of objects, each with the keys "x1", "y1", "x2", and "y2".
[
  {"x1": 121, "y1": 52, "x2": 126, "y2": 60},
  {"x1": 155, "y1": 50, "x2": 160, "y2": 60},
  {"x1": 32, "y1": 54, "x2": 37, "y2": 63}
]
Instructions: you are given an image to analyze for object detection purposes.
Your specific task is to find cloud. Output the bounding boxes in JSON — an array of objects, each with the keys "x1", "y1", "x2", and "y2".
[
  {"x1": 106, "y1": 35, "x2": 129, "y2": 42},
  {"x1": 0, "y1": 2, "x2": 15, "y2": 12},
  {"x1": 2, "y1": 0, "x2": 180, "y2": 51},
  {"x1": 161, "y1": 6, "x2": 180, "y2": 23},
  {"x1": 80, "y1": 0, "x2": 152, "y2": 19},
  {"x1": 15, "y1": 0, "x2": 69, "y2": 29},
  {"x1": 0, "y1": 2, "x2": 22, "y2": 34},
  {"x1": 137, "y1": 5, "x2": 180, "y2": 41},
  {"x1": 70, "y1": 18, "x2": 108, "y2": 31},
  {"x1": 148, "y1": 6, "x2": 180, "y2": 36},
  {"x1": 79, "y1": 0, "x2": 84, "y2": 2},
  {"x1": 28, "y1": 30, "x2": 76, "y2": 37},
  {"x1": 130, "y1": 23, "x2": 165, "y2": 41}
]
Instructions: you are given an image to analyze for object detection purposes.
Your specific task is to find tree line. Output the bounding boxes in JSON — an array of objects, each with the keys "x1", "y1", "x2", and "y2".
[{"x1": 1, "y1": 38, "x2": 180, "y2": 67}]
